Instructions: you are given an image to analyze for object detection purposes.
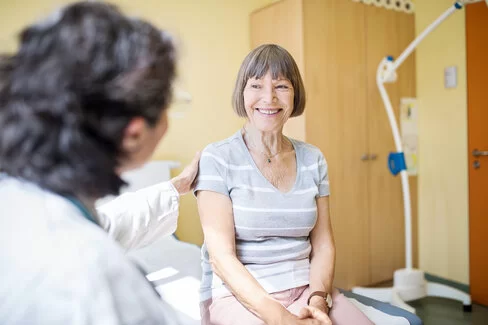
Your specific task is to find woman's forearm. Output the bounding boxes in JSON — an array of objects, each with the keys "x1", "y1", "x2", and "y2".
[
  {"x1": 309, "y1": 244, "x2": 336, "y2": 296},
  {"x1": 309, "y1": 196, "x2": 336, "y2": 310},
  {"x1": 211, "y1": 253, "x2": 288, "y2": 325}
]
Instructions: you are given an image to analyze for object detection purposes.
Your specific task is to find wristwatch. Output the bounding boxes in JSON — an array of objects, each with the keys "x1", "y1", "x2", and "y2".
[{"x1": 307, "y1": 291, "x2": 333, "y2": 311}]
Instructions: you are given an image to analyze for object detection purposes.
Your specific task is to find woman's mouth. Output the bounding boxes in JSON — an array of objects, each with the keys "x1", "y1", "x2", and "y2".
[{"x1": 255, "y1": 108, "x2": 282, "y2": 116}]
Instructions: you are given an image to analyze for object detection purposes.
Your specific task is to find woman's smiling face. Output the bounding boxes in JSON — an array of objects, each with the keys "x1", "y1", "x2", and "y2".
[{"x1": 243, "y1": 70, "x2": 294, "y2": 132}]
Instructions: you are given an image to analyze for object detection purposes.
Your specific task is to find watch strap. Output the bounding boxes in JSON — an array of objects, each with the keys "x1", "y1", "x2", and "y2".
[{"x1": 307, "y1": 290, "x2": 332, "y2": 308}]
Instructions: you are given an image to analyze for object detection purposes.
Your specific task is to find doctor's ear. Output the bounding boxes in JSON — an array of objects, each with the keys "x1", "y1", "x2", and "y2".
[{"x1": 121, "y1": 117, "x2": 149, "y2": 154}]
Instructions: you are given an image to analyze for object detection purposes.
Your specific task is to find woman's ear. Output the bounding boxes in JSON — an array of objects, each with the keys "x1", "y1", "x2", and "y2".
[{"x1": 121, "y1": 117, "x2": 148, "y2": 155}]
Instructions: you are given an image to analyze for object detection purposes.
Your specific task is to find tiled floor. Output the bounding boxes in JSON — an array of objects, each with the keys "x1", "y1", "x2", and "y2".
[
  {"x1": 371, "y1": 279, "x2": 488, "y2": 325},
  {"x1": 409, "y1": 297, "x2": 488, "y2": 325}
]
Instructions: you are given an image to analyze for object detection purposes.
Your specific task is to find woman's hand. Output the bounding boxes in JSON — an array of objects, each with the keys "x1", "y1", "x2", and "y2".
[
  {"x1": 170, "y1": 151, "x2": 201, "y2": 195},
  {"x1": 308, "y1": 296, "x2": 330, "y2": 314},
  {"x1": 297, "y1": 306, "x2": 332, "y2": 325},
  {"x1": 275, "y1": 308, "x2": 331, "y2": 325}
]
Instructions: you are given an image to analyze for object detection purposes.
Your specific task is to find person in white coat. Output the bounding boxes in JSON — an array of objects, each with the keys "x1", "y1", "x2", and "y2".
[
  {"x1": 0, "y1": 2, "x2": 198, "y2": 324},
  {"x1": 97, "y1": 157, "x2": 200, "y2": 251}
]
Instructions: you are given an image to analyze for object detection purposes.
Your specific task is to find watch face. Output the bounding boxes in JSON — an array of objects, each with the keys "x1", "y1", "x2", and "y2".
[{"x1": 326, "y1": 294, "x2": 333, "y2": 308}]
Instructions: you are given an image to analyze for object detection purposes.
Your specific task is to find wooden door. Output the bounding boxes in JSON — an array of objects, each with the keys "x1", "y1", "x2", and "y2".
[
  {"x1": 364, "y1": 6, "x2": 416, "y2": 283},
  {"x1": 466, "y1": 2, "x2": 488, "y2": 307},
  {"x1": 250, "y1": 0, "x2": 306, "y2": 141},
  {"x1": 303, "y1": 0, "x2": 371, "y2": 289}
]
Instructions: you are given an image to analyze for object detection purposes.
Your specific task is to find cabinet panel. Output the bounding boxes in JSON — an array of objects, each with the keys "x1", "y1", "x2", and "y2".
[
  {"x1": 365, "y1": 6, "x2": 416, "y2": 284},
  {"x1": 303, "y1": 0, "x2": 370, "y2": 289},
  {"x1": 250, "y1": 0, "x2": 417, "y2": 289},
  {"x1": 250, "y1": 0, "x2": 306, "y2": 141}
]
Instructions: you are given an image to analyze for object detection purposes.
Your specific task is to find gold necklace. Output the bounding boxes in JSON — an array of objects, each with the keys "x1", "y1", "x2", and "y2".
[
  {"x1": 250, "y1": 147, "x2": 283, "y2": 163},
  {"x1": 242, "y1": 128, "x2": 287, "y2": 164}
]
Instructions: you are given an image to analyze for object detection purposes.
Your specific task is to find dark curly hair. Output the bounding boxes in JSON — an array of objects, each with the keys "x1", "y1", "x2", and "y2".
[{"x1": 0, "y1": 2, "x2": 176, "y2": 198}]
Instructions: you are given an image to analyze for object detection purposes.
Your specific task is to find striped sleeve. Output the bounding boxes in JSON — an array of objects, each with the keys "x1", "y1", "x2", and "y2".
[
  {"x1": 194, "y1": 145, "x2": 229, "y2": 197},
  {"x1": 317, "y1": 153, "x2": 330, "y2": 197}
]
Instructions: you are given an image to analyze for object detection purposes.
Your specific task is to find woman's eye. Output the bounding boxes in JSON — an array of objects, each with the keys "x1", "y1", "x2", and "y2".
[
  {"x1": 276, "y1": 85, "x2": 289, "y2": 89},
  {"x1": 250, "y1": 84, "x2": 261, "y2": 89}
]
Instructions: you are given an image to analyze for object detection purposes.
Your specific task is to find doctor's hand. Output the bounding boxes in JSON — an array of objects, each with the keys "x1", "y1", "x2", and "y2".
[{"x1": 171, "y1": 151, "x2": 201, "y2": 196}]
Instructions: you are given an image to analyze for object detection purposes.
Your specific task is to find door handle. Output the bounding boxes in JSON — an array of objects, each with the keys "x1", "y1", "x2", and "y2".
[
  {"x1": 361, "y1": 154, "x2": 378, "y2": 161},
  {"x1": 472, "y1": 149, "x2": 488, "y2": 157},
  {"x1": 361, "y1": 154, "x2": 370, "y2": 161}
]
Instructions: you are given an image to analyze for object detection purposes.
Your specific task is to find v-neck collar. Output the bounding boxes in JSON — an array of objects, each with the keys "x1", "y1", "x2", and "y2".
[{"x1": 237, "y1": 130, "x2": 301, "y2": 195}]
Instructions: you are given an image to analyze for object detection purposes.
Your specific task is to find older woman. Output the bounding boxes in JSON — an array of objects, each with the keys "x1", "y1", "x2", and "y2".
[
  {"x1": 0, "y1": 2, "x2": 198, "y2": 324},
  {"x1": 195, "y1": 44, "x2": 373, "y2": 325}
]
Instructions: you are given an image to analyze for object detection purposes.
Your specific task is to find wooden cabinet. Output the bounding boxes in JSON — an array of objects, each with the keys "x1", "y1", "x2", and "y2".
[{"x1": 251, "y1": 0, "x2": 417, "y2": 289}]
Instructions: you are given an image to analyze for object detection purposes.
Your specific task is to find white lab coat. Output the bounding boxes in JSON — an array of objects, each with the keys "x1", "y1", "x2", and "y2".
[
  {"x1": 97, "y1": 181, "x2": 180, "y2": 250},
  {"x1": 0, "y1": 175, "x2": 181, "y2": 325}
]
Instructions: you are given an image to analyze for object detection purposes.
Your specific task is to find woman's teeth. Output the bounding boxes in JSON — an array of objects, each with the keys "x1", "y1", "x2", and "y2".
[{"x1": 257, "y1": 109, "x2": 280, "y2": 115}]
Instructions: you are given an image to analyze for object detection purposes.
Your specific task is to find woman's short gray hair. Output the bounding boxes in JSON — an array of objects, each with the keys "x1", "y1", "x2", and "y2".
[{"x1": 232, "y1": 44, "x2": 306, "y2": 118}]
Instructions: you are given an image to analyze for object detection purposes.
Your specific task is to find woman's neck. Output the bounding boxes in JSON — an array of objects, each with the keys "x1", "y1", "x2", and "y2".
[{"x1": 242, "y1": 123, "x2": 288, "y2": 155}]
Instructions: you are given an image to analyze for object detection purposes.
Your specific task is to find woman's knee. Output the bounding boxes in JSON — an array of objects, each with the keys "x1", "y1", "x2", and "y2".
[{"x1": 329, "y1": 290, "x2": 374, "y2": 325}]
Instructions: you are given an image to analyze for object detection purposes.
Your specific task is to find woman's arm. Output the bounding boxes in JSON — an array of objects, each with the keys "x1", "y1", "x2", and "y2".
[
  {"x1": 197, "y1": 190, "x2": 294, "y2": 325},
  {"x1": 308, "y1": 196, "x2": 336, "y2": 313}
]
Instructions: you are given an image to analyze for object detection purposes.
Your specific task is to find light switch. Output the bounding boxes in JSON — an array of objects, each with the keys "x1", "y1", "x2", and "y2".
[{"x1": 444, "y1": 66, "x2": 457, "y2": 89}]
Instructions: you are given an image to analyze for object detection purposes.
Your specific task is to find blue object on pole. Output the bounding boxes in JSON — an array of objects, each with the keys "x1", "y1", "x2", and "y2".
[
  {"x1": 388, "y1": 152, "x2": 407, "y2": 176},
  {"x1": 454, "y1": 2, "x2": 462, "y2": 9},
  {"x1": 387, "y1": 55, "x2": 394, "y2": 61}
]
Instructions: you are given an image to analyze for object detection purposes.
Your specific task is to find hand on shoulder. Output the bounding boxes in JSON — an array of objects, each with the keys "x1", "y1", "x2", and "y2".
[{"x1": 170, "y1": 151, "x2": 201, "y2": 196}]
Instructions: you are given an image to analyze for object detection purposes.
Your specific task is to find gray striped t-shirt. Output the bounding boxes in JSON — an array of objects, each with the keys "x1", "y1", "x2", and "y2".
[{"x1": 195, "y1": 130, "x2": 330, "y2": 301}]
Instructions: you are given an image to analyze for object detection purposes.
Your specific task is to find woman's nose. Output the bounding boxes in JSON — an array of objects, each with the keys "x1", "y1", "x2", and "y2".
[{"x1": 262, "y1": 86, "x2": 276, "y2": 103}]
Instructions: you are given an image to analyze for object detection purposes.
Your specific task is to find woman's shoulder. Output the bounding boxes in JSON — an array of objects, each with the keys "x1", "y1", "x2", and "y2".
[
  {"x1": 202, "y1": 131, "x2": 243, "y2": 157},
  {"x1": 290, "y1": 138, "x2": 326, "y2": 161}
]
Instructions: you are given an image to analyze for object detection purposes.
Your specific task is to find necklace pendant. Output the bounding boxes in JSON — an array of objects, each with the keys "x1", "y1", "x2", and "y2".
[{"x1": 267, "y1": 158, "x2": 271, "y2": 163}]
